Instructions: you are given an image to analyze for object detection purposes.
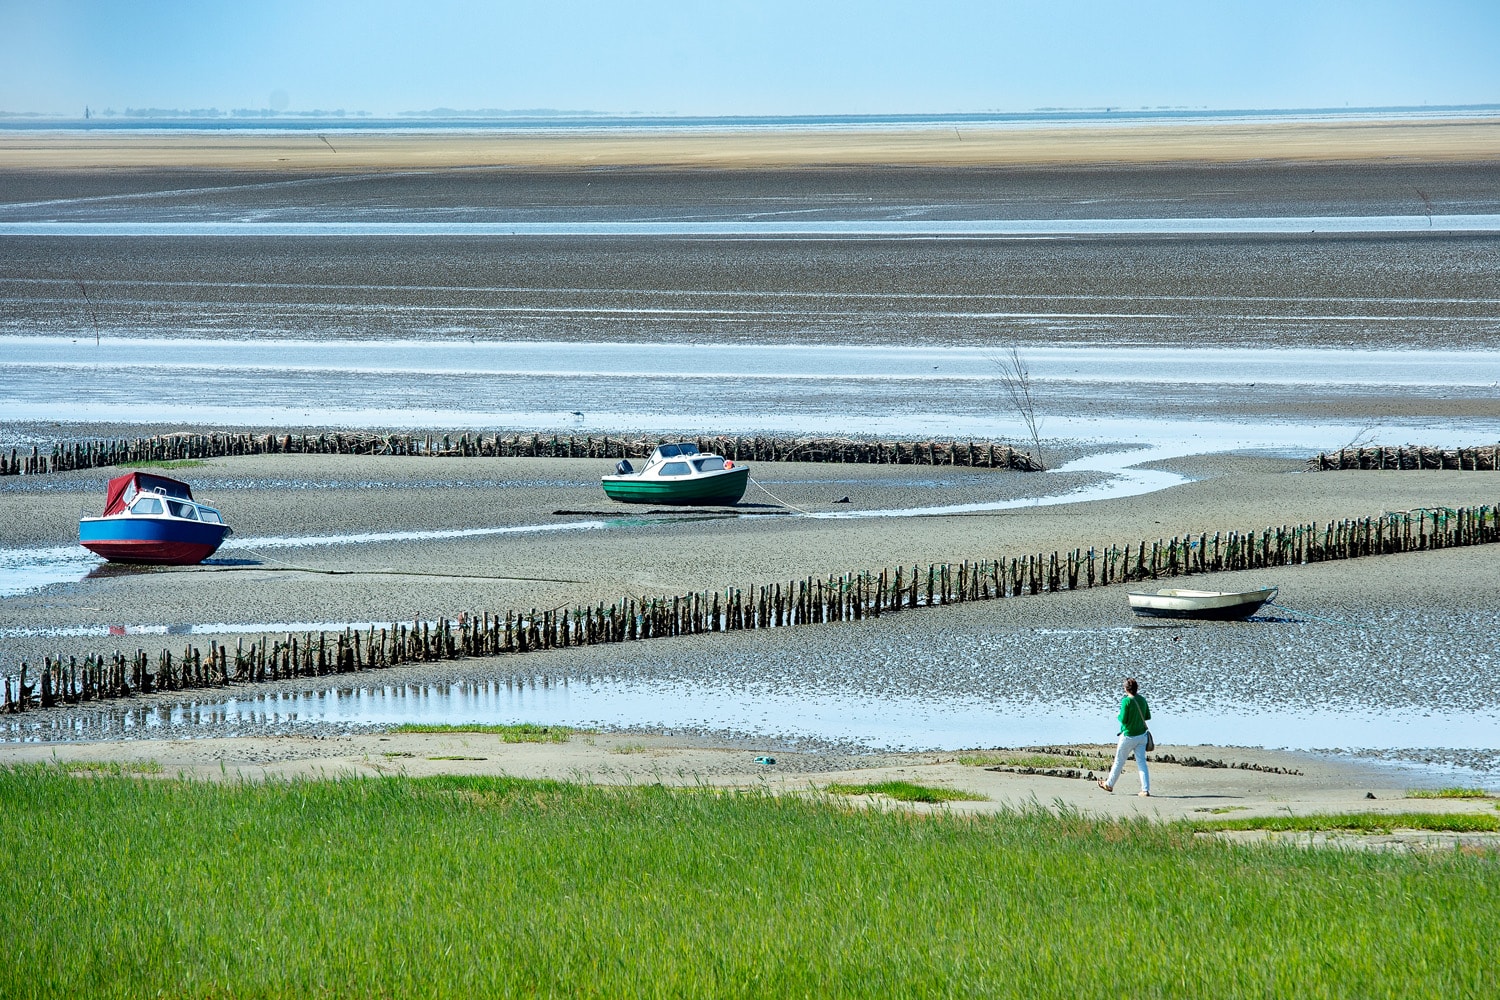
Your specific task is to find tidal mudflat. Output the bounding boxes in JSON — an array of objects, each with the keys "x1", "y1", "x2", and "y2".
[
  {"x1": 4, "y1": 450, "x2": 1500, "y2": 788},
  {"x1": 4, "y1": 121, "x2": 1499, "y2": 795}
]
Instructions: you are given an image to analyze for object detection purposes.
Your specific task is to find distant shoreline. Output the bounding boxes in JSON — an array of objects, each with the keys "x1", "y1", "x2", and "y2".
[
  {"x1": 3, "y1": 116, "x2": 1498, "y2": 170},
  {"x1": 4, "y1": 103, "x2": 1498, "y2": 127}
]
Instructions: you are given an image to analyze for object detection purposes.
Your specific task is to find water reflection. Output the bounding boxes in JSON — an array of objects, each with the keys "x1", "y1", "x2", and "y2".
[{"x1": 9, "y1": 674, "x2": 1500, "y2": 761}]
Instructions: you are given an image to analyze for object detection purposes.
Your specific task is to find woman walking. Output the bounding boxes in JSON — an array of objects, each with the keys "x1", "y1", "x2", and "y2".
[{"x1": 1097, "y1": 677, "x2": 1151, "y2": 797}]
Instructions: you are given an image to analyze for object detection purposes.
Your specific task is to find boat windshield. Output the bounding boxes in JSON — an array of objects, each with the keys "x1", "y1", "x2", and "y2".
[
  {"x1": 656, "y1": 443, "x2": 700, "y2": 459},
  {"x1": 166, "y1": 499, "x2": 199, "y2": 520},
  {"x1": 198, "y1": 508, "x2": 222, "y2": 524},
  {"x1": 130, "y1": 496, "x2": 164, "y2": 515},
  {"x1": 692, "y1": 457, "x2": 726, "y2": 472},
  {"x1": 659, "y1": 462, "x2": 691, "y2": 477}
]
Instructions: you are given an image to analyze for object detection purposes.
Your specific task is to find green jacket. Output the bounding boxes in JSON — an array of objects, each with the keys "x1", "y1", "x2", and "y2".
[{"x1": 1118, "y1": 694, "x2": 1151, "y2": 737}]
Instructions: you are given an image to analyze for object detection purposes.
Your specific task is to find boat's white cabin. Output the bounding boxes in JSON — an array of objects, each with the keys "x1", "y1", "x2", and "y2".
[
  {"x1": 638, "y1": 443, "x2": 732, "y2": 478},
  {"x1": 120, "y1": 489, "x2": 224, "y2": 524}
]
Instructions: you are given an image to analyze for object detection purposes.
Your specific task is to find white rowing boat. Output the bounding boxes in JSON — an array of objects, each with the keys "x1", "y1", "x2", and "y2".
[{"x1": 1126, "y1": 585, "x2": 1278, "y2": 620}]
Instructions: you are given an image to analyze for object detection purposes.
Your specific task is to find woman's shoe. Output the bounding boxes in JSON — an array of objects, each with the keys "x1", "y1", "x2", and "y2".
[
  {"x1": 1138, "y1": 791, "x2": 1151, "y2": 797},
  {"x1": 1096, "y1": 780, "x2": 1112, "y2": 792}
]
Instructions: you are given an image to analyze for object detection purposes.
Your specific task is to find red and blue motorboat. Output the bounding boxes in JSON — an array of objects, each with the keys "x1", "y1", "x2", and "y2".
[{"x1": 79, "y1": 472, "x2": 231, "y2": 565}]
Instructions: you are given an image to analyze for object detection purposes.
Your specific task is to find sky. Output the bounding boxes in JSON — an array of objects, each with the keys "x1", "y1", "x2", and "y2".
[{"x1": 1, "y1": 0, "x2": 1498, "y2": 117}]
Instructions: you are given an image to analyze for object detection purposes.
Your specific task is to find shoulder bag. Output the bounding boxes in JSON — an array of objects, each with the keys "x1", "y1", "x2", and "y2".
[{"x1": 1134, "y1": 694, "x2": 1155, "y2": 751}]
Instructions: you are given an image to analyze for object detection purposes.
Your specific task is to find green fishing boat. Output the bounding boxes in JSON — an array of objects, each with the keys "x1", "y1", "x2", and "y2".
[{"x1": 601, "y1": 442, "x2": 750, "y2": 505}]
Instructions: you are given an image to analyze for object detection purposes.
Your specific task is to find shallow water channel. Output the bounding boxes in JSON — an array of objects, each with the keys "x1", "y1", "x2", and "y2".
[
  {"x1": 10, "y1": 603, "x2": 1500, "y2": 786},
  {"x1": 6, "y1": 337, "x2": 1500, "y2": 433}
]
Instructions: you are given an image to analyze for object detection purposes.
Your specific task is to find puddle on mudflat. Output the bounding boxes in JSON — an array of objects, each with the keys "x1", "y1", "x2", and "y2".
[
  {"x1": 0, "y1": 545, "x2": 100, "y2": 598},
  {"x1": 7, "y1": 677, "x2": 1500, "y2": 781}
]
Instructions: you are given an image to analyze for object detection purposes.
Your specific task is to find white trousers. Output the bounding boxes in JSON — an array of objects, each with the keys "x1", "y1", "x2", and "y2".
[{"x1": 1106, "y1": 731, "x2": 1150, "y2": 792}]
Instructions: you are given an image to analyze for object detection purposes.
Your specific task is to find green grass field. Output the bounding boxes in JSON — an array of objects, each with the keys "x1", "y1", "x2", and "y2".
[
  {"x1": 2, "y1": 767, "x2": 1496, "y2": 998},
  {"x1": 1406, "y1": 787, "x2": 1495, "y2": 800},
  {"x1": 115, "y1": 459, "x2": 207, "y2": 470},
  {"x1": 824, "y1": 780, "x2": 987, "y2": 803}
]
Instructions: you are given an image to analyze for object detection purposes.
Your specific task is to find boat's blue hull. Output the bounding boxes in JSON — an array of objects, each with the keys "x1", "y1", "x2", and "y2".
[{"x1": 79, "y1": 516, "x2": 230, "y2": 565}]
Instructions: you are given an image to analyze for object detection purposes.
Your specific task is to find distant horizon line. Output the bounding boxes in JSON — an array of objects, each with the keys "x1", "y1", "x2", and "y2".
[{"x1": 2, "y1": 102, "x2": 1499, "y2": 123}]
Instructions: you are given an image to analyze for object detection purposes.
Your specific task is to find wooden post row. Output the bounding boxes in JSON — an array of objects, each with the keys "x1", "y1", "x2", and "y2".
[{"x1": 4, "y1": 504, "x2": 1496, "y2": 713}]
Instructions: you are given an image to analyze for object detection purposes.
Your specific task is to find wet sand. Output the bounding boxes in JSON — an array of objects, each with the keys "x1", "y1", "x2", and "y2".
[
  {"x1": 4, "y1": 452, "x2": 1499, "y2": 652},
  {"x1": 6, "y1": 232, "x2": 1497, "y2": 351},
  {"x1": 4, "y1": 118, "x2": 1499, "y2": 171}
]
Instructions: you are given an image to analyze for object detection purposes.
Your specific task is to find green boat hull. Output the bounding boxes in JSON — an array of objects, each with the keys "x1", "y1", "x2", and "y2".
[{"x1": 601, "y1": 467, "x2": 750, "y2": 505}]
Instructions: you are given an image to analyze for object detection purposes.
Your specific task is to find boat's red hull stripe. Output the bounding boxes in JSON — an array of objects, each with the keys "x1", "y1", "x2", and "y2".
[{"x1": 79, "y1": 539, "x2": 223, "y2": 565}]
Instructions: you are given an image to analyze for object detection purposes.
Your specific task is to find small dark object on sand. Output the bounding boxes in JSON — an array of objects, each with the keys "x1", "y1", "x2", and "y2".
[
  {"x1": 834, "y1": 496, "x2": 851, "y2": 504},
  {"x1": 755, "y1": 756, "x2": 776, "y2": 766}
]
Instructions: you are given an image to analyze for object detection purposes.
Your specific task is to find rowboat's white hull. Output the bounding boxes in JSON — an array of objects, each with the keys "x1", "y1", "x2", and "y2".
[{"x1": 1127, "y1": 586, "x2": 1277, "y2": 620}]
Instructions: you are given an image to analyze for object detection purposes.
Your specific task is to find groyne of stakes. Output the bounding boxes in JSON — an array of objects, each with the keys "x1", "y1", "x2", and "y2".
[
  {"x1": 5, "y1": 504, "x2": 1496, "y2": 715},
  {"x1": 1308, "y1": 444, "x2": 1500, "y2": 471},
  {"x1": 0, "y1": 432, "x2": 1042, "y2": 475},
  {"x1": 11, "y1": 433, "x2": 1500, "y2": 476}
]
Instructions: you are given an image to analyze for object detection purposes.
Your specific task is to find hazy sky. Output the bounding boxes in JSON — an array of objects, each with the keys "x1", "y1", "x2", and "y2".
[{"x1": 3, "y1": 1, "x2": 1498, "y2": 117}]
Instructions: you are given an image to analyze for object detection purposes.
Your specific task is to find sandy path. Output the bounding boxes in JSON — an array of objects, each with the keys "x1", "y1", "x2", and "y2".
[
  {"x1": 4, "y1": 119, "x2": 1499, "y2": 171},
  {"x1": 4, "y1": 732, "x2": 1493, "y2": 827}
]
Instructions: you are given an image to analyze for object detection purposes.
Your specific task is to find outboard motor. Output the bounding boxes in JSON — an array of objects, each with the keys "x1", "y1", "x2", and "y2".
[{"x1": 615, "y1": 459, "x2": 634, "y2": 475}]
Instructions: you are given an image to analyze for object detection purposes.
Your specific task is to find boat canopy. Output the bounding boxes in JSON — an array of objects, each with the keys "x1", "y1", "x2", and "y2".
[
  {"x1": 102, "y1": 472, "x2": 194, "y2": 516},
  {"x1": 653, "y1": 442, "x2": 700, "y2": 459}
]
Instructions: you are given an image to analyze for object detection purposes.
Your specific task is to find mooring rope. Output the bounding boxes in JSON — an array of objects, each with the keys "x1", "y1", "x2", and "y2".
[{"x1": 748, "y1": 476, "x2": 814, "y2": 515}]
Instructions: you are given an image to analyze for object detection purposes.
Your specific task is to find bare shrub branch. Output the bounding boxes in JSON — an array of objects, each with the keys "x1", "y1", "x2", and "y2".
[{"x1": 989, "y1": 347, "x2": 1045, "y2": 470}]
